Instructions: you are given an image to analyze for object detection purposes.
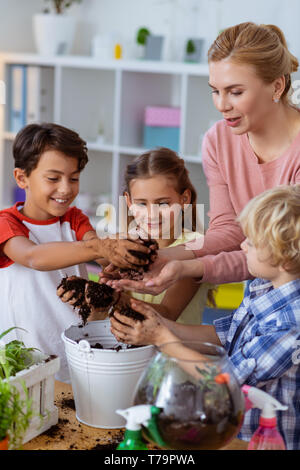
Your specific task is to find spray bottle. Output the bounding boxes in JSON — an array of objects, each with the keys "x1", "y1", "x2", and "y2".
[
  {"x1": 116, "y1": 405, "x2": 166, "y2": 450},
  {"x1": 241, "y1": 385, "x2": 288, "y2": 450}
]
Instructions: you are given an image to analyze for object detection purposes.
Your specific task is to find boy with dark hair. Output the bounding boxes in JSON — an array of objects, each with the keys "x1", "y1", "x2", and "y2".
[{"x1": 0, "y1": 123, "x2": 150, "y2": 381}]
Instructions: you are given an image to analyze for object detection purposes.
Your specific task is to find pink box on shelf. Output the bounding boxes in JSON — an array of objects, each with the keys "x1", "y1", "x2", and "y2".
[{"x1": 144, "y1": 106, "x2": 181, "y2": 127}]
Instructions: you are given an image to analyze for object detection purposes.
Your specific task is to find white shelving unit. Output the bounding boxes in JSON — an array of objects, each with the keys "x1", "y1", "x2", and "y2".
[{"x1": 0, "y1": 53, "x2": 220, "y2": 227}]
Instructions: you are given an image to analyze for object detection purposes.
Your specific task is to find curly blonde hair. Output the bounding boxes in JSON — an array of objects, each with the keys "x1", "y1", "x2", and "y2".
[{"x1": 238, "y1": 185, "x2": 300, "y2": 274}]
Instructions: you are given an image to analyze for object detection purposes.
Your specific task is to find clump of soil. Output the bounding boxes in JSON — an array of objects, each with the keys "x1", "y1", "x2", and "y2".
[
  {"x1": 117, "y1": 304, "x2": 145, "y2": 322},
  {"x1": 58, "y1": 273, "x2": 146, "y2": 325},
  {"x1": 57, "y1": 276, "x2": 115, "y2": 325},
  {"x1": 57, "y1": 276, "x2": 87, "y2": 304},
  {"x1": 60, "y1": 397, "x2": 76, "y2": 411},
  {"x1": 86, "y1": 281, "x2": 115, "y2": 309},
  {"x1": 89, "y1": 431, "x2": 124, "y2": 450},
  {"x1": 117, "y1": 237, "x2": 158, "y2": 281},
  {"x1": 43, "y1": 418, "x2": 70, "y2": 438}
]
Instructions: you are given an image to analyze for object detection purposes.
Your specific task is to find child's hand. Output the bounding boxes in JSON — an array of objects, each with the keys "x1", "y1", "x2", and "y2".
[
  {"x1": 99, "y1": 263, "x2": 122, "y2": 283},
  {"x1": 97, "y1": 237, "x2": 151, "y2": 269},
  {"x1": 110, "y1": 298, "x2": 175, "y2": 346},
  {"x1": 110, "y1": 259, "x2": 182, "y2": 295},
  {"x1": 56, "y1": 275, "x2": 85, "y2": 306}
]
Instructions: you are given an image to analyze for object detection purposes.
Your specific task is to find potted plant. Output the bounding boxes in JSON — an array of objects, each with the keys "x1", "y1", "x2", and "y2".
[
  {"x1": 33, "y1": 0, "x2": 82, "y2": 56},
  {"x1": 136, "y1": 27, "x2": 150, "y2": 59},
  {"x1": 184, "y1": 38, "x2": 204, "y2": 63},
  {"x1": 0, "y1": 377, "x2": 33, "y2": 450},
  {"x1": 0, "y1": 327, "x2": 60, "y2": 447},
  {"x1": 0, "y1": 328, "x2": 34, "y2": 449},
  {"x1": 136, "y1": 27, "x2": 164, "y2": 61}
]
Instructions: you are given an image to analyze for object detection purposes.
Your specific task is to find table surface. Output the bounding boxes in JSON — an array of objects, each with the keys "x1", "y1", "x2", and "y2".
[{"x1": 23, "y1": 381, "x2": 248, "y2": 451}]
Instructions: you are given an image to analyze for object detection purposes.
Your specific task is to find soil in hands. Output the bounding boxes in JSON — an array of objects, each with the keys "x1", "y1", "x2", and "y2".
[
  {"x1": 58, "y1": 273, "x2": 146, "y2": 324},
  {"x1": 57, "y1": 276, "x2": 115, "y2": 325},
  {"x1": 117, "y1": 237, "x2": 158, "y2": 280},
  {"x1": 85, "y1": 281, "x2": 115, "y2": 309},
  {"x1": 117, "y1": 304, "x2": 145, "y2": 322}
]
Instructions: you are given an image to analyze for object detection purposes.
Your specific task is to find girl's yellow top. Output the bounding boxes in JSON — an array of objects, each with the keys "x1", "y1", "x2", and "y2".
[{"x1": 131, "y1": 231, "x2": 213, "y2": 325}]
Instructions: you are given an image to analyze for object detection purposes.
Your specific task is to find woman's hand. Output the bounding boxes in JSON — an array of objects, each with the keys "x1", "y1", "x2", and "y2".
[
  {"x1": 98, "y1": 263, "x2": 123, "y2": 289},
  {"x1": 144, "y1": 258, "x2": 204, "y2": 292},
  {"x1": 110, "y1": 298, "x2": 176, "y2": 346},
  {"x1": 108, "y1": 256, "x2": 178, "y2": 295}
]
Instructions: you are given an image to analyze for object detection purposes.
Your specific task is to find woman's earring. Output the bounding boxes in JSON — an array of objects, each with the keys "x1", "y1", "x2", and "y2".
[{"x1": 273, "y1": 97, "x2": 280, "y2": 103}]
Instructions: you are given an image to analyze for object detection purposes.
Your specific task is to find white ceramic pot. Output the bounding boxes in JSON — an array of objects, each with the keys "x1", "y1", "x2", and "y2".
[
  {"x1": 33, "y1": 13, "x2": 76, "y2": 56},
  {"x1": 62, "y1": 320, "x2": 155, "y2": 428}
]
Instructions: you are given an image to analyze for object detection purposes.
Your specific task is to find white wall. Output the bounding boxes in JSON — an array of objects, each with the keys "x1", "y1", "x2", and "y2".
[
  {"x1": 0, "y1": 0, "x2": 299, "y2": 63},
  {"x1": 0, "y1": 0, "x2": 41, "y2": 52}
]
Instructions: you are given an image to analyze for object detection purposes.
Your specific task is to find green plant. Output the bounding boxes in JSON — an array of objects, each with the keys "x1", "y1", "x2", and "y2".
[
  {"x1": 136, "y1": 27, "x2": 151, "y2": 46},
  {"x1": 0, "y1": 327, "x2": 37, "y2": 379},
  {"x1": 43, "y1": 0, "x2": 82, "y2": 14},
  {"x1": 186, "y1": 39, "x2": 196, "y2": 55},
  {"x1": 0, "y1": 376, "x2": 33, "y2": 449},
  {"x1": 145, "y1": 355, "x2": 173, "y2": 399}
]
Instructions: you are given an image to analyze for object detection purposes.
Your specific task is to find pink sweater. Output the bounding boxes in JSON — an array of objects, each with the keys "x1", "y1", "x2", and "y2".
[{"x1": 191, "y1": 120, "x2": 300, "y2": 284}]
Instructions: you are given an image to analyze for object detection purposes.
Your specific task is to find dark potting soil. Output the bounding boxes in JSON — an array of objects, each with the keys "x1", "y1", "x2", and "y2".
[
  {"x1": 89, "y1": 431, "x2": 124, "y2": 451},
  {"x1": 80, "y1": 341, "x2": 142, "y2": 351},
  {"x1": 57, "y1": 276, "x2": 87, "y2": 307},
  {"x1": 118, "y1": 237, "x2": 158, "y2": 280},
  {"x1": 44, "y1": 354, "x2": 58, "y2": 363},
  {"x1": 60, "y1": 397, "x2": 76, "y2": 411},
  {"x1": 58, "y1": 274, "x2": 145, "y2": 326},
  {"x1": 57, "y1": 276, "x2": 115, "y2": 325},
  {"x1": 43, "y1": 418, "x2": 70, "y2": 438},
  {"x1": 118, "y1": 304, "x2": 145, "y2": 321},
  {"x1": 57, "y1": 276, "x2": 91, "y2": 325},
  {"x1": 86, "y1": 281, "x2": 115, "y2": 309}
]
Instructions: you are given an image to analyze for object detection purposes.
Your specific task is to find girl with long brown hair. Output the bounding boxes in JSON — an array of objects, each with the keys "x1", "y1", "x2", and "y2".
[{"x1": 105, "y1": 146, "x2": 214, "y2": 324}]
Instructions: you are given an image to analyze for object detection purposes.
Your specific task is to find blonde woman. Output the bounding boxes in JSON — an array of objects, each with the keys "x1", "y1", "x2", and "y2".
[{"x1": 111, "y1": 22, "x2": 300, "y2": 295}]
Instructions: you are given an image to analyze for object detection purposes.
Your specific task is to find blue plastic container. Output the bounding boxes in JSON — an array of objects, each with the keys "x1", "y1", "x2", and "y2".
[{"x1": 143, "y1": 126, "x2": 180, "y2": 152}]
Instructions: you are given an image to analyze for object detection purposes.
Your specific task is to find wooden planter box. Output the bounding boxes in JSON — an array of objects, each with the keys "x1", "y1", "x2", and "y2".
[{"x1": 8, "y1": 352, "x2": 60, "y2": 444}]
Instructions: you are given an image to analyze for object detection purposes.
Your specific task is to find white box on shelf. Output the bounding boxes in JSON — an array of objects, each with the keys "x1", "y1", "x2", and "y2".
[
  {"x1": 8, "y1": 351, "x2": 60, "y2": 444},
  {"x1": 26, "y1": 66, "x2": 54, "y2": 124}
]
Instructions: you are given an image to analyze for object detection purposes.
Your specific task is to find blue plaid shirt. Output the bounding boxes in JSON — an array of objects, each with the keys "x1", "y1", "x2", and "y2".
[{"x1": 214, "y1": 278, "x2": 300, "y2": 450}]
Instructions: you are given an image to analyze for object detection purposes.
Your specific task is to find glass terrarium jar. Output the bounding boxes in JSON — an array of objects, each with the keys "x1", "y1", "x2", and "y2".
[{"x1": 133, "y1": 341, "x2": 244, "y2": 450}]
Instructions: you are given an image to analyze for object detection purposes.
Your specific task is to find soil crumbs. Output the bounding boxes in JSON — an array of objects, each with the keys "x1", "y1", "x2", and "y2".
[{"x1": 45, "y1": 390, "x2": 126, "y2": 450}]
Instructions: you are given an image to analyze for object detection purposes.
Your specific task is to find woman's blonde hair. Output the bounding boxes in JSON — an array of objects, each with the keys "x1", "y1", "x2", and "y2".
[
  {"x1": 208, "y1": 22, "x2": 299, "y2": 102},
  {"x1": 238, "y1": 185, "x2": 300, "y2": 274}
]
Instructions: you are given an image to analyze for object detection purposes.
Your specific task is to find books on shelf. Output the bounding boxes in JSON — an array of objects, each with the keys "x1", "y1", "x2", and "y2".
[
  {"x1": 7, "y1": 65, "x2": 54, "y2": 133},
  {"x1": 8, "y1": 65, "x2": 27, "y2": 133},
  {"x1": 26, "y1": 66, "x2": 54, "y2": 125}
]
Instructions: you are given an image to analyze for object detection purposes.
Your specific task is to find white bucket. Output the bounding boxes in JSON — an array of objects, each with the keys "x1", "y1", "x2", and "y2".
[{"x1": 62, "y1": 320, "x2": 154, "y2": 428}]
